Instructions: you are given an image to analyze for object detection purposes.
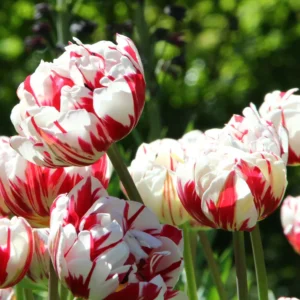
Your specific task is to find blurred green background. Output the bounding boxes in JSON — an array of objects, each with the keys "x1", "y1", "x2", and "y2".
[{"x1": 1, "y1": 0, "x2": 300, "y2": 298}]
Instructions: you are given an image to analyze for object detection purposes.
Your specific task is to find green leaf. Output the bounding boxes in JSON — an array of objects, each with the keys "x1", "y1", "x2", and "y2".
[{"x1": 18, "y1": 276, "x2": 48, "y2": 291}]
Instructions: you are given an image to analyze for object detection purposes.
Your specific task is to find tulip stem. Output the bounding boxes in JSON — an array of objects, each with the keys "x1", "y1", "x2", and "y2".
[
  {"x1": 198, "y1": 231, "x2": 228, "y2": 300},
  {"x1": 250, "y1": 224, "x2": 268, "y2": 300},
  {"x1": 24, "y1": 289, "x2": 34, "y2": 300},
  {"x1": 107, "y1": 143, "x2": 143, "y2": 203},
  {"x1": 183, "y1": 223, "x2": 198, "y2": 300},
  {"x1": 49, "y1": 261, "x2": 60, "y2": 300},
  {"x1": 15, "y1": 285, "x2": 24, "y2": 300},
  {"x1": 56, "y1": 0, "x2": 69, "y2": 46},
  {"x1": 60, "y1": 283, "x2": 69, "y2": 300},
  {"x1": 67, "y1": 293, "x2": 74, "y2": 300},
  {"x1": 233, "y1": 231, "x2": 248, "y2": 300}
]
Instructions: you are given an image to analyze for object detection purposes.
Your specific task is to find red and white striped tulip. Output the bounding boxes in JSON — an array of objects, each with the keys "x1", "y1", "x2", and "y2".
[
  {"x1": 106, "y1": 275, "x2": 187, "y2": 300},
  {"x1": 0, "y1": 204, "x2": 9, "y2": 218},
  {"x1": 280, "y1": 195, "x2": 300, "y2": 254},
  {"x1": 128, "y1": 139, "x2": 189, "y2": 225},
  {"x1": 0, "y1": 136, "x2": 112, "y2": 227},
  {"x1": 49, "y1": 177, "x2": 183, "y2": 299},
  {"x1": 27, "y1": 229, "x2": 49, "y2": 283},
  {"x1": 179, "y1": 129, "x2": 221, "y2": 159},
  {"x1": 0, "y1": 288, "x2": 14, "y2": 300},
  {"x1": 180, "y1": 106, "x2": 287, "y2": 162},
  {"x1": 259, "y1": 88, "x2": 300, "y2": 165},
  {"x1": 107, "y1": 224, "x2": 185, "y2": 299},
  {"x1": 177, "y1": 147, "x2": 287, "y2": 231},
  {"x1": 225, "y1": 104, "x2": 288, "y2": 162},
  {"x1": 0, "y1": 138, "x2": 11, "y2": 218},
  {"x1": 10, "y1": 34, "x2": 145, "y2": 167},
  {"x1": 0, "y1": 217, "x2": 33, "y2": 288}
]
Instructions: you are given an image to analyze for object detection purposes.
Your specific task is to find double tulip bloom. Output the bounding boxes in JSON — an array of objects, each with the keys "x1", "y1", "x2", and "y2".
[
  {"x1": 0, "y1": 136, "x2": 112, "y2": 227},
  {"x1": 176, "y1": 106, "x2": 287, "y2": 231},
  {"x1": 179, "y1": 129, "x2": 221, "y2": 158},
  {"x1": 259, "y1": 88, "x2": 300, "y2": 165},
  {"x1": 10, "y1": 34, "x2": 145, "y2": 167},
  {"x1": 128, "y1": 139, "x2": 189, "y2": 226},
  {"x1": 48, "y1": 177, "x2": 185, "y2": 299},
  {"x1": 0, "y1": 34, "x2": 187, "y2": 298},
  {"x1": 280, "y1": 195, "x2": 300, "y2": 254}
]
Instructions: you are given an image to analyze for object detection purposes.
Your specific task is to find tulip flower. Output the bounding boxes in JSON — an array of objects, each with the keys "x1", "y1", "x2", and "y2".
[
  {"x1": 49, "y1": 177, "x2": 183, "y2": 299},
  {"x1": 225, "y1": 104, "x2": 288, "y2": 162},
  {"x1": 179, "y1": 129, "x2": 222, "y2": 159},
  {"x1": 0, "y1": 288, "x2": 14, "y2": 300},
  {"x1": 0, "y1": 217, "x2": 33, "y2": 288},
  {"x1": 10, "y1": 34, "x2": 145, "y2": 167},
  {"x1": 106, "y1": 275, "x2": 187, "y2": 299},
  {"x1": 0, "y1": 138, "x2": 11, "y2": 218},
  {"x1": 280, "y1": 195, "x2": 300, "y2": 254},
  {"x1": 259, "y1": 88, "x2": 300, "y2": 165},
  {"x1": 27, "y1": 229, "x2": 49, "y2": 283},
  {"x1": 0, "y1": 136, "x2": 111, "y2": 227},
  {"x1": 128, "y1": 139, "x2": 189, "y2": 225},
  {"x1": 179, "y1": 129, "x2": 204, "y2": 156},
  {"x1": 180, "y1": 105, "x2": 288, "y2": 163},
  {"x1": 176, "y1": 147, "x2": 287, "y2": 231},
  {"x1": 0, "y1": 203, "x2": 9, "y2": 218}
]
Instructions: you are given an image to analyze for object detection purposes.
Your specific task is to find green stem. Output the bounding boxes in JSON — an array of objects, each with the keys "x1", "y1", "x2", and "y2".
[
  {"x1": 233, "y1": 231, "x2": 248, "y2": 300},
  {"x1": 107, "y1": 143, "x2": 143, "y2": 203},
  {"x1": 135, "y1": 1, "x2": 162, "y2": 140},
  {"x1": 198, "y1": 231, "x2": 228, "y2": 300},
  {"x1": 183, "y1": 224, "x2": 198, "y2": 300},
  {"x1": 49, "y1": 261, "x2": 60, "y2": 300},
  {"x1": 250, "y1": 224, "x2": 268, "y2": 300},
  {"x1": 56, "y1": 0, "x2": 69, "y2": 46},
  {"x1": 60, "y1": 283, "x2": 69, "y2": 300},
  {"x1": 190, "y1": 230, "x2": 197, "y2": 265},
  {"x1": 67, "y1": 292, "x2": 74, "y2": 300},
  {"x1": 15, "y1": 285, "x2": 24, "y2": 300},
  {"x1": 24, "y1": 289, "x2": 34, "y2": 300}
]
